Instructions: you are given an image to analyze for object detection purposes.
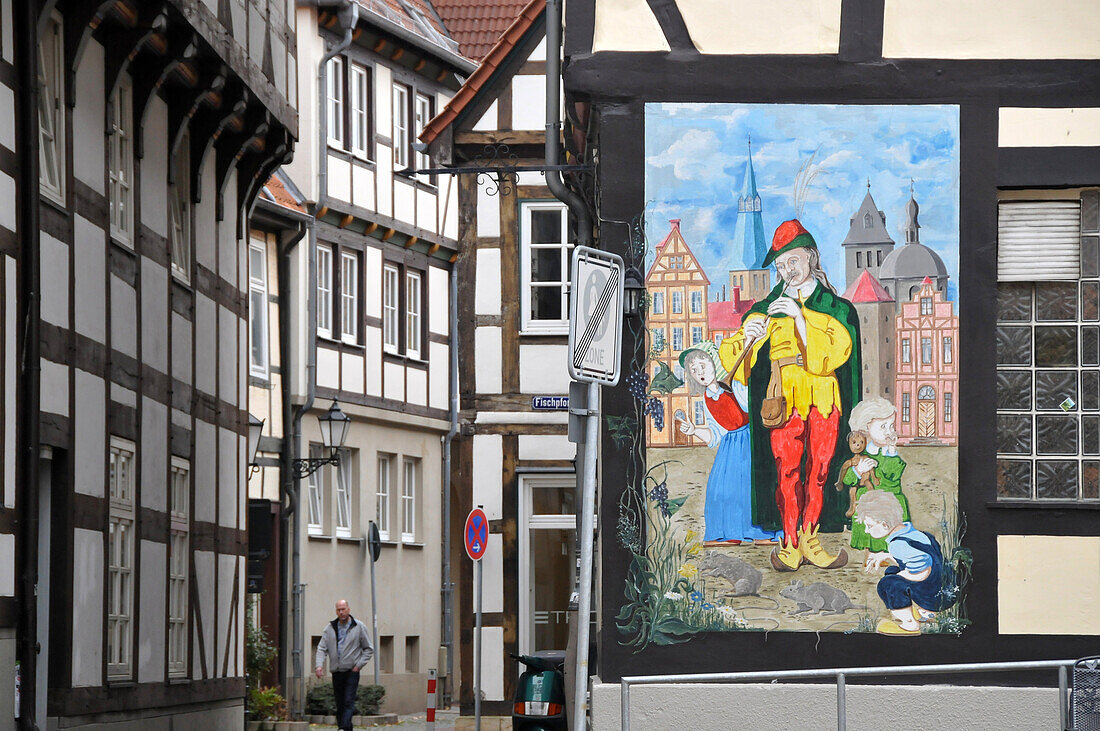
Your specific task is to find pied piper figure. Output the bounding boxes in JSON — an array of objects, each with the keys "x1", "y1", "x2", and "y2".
[{"x1": 719, "y1": 220, "x2": 862, "y2": 572}]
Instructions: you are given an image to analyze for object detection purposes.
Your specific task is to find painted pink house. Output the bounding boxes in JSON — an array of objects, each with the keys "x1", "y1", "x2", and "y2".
[{"x1": 895, "y1": 276, "x2": 959, "y2": 445}]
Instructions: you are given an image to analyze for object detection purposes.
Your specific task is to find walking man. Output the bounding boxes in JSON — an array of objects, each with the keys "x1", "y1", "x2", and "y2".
[{"x1": 315, "y1": 599, "x2": 375, "y2": 731}]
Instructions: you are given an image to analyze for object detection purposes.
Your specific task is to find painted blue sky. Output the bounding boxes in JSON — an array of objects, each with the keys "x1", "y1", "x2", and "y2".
[{"x1": 644, "y1": 103, "x2": 960, "y2": 298}]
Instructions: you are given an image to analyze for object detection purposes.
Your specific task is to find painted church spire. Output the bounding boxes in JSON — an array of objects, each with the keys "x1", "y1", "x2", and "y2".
[{"x1": 735, "y1": 138, "x2": 767, "y2": 268}]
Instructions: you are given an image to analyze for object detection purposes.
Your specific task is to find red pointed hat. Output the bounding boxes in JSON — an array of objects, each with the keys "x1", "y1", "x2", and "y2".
[{"x1": 761, "y1": 219, "x2": 818, "y2": 268}]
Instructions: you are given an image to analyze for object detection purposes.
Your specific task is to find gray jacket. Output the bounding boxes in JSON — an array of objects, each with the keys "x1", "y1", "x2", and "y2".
[{"x1": 315, "y1": 616, "x2": 374, "y2": 673}]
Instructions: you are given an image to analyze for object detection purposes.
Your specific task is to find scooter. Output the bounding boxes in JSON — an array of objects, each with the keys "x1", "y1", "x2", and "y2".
[{"x1": 511, "y1": 650, "x2": 567, "y2": 731}]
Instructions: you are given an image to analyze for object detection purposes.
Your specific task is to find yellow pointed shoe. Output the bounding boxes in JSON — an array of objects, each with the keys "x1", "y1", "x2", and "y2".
[
  {"x1": 770, "y1": 538, "x2": 802, "y2": 572},
  {"x1": 912, "y1": 605, "x2": 936, "y2": 623},
  {"x1": 877, "y1": 618, "x2": 921, "y2": 636},
  {"x1": 798, "y1": 526, "x2": 849, "y2": 569}
]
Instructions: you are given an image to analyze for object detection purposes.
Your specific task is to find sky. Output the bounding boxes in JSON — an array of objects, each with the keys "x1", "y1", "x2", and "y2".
[{"x1": 644, "y1": 103, "x2": 960, "y2": 299}]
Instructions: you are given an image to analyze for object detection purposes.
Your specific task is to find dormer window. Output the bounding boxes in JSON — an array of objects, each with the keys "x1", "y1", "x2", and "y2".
[{"x1": 863, "y1": 212, "x2": 873, "y2": 228}]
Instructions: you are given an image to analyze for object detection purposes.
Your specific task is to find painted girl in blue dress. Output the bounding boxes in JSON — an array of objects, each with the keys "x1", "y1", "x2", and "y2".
[{"x1": 677, "y1": 343, "x2": 780, "y2": 546}]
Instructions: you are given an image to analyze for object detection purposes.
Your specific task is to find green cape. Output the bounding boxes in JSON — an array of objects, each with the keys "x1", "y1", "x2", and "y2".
[{"x1": 742, "y1": 280, "x2": 862, "y2": 533}]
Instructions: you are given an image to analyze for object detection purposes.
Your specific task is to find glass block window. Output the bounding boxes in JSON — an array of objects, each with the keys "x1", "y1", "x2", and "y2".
[{"x1": 996, "y1": 190, "x2": 1100, "y2": 501}]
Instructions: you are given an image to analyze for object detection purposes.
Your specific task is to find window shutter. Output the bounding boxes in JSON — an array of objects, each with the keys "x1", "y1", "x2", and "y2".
[{"x1": 997, "y1": 200, "x2": 1081, "y2": 281}]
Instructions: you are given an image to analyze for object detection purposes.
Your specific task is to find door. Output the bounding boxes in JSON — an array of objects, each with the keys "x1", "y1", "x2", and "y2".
[
  {"x1": 918, "y1": 401, "x2": 936, "y2": 438},
  {"x1": 519, "y1": 475, "x2": 577, "y2": 655}
]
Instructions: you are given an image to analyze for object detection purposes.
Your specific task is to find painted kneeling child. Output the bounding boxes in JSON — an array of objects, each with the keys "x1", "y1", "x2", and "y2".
[
  {"x1": 843, "y1": 397, "x2": 911, "y2": 570},
  {"x1": 854, "y1": 489, "x2": 958, "y2": 636}
]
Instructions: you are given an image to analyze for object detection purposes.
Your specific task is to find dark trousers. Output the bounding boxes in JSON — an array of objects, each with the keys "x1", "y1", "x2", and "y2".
[{"x1": 331, "y1": 669, "x2": 360, "y2": 730}]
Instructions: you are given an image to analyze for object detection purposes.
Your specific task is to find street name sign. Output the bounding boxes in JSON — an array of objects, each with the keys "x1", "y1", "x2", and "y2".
[
  {"x1": 567, "y1": 246, "x2": 625, "y2": 385},
  {"x1": 464, "y1": 508, "x2": 488, "y2": 561},
  {"x1": 531, "y1": 395, "x2": 569, "y2": 410}
]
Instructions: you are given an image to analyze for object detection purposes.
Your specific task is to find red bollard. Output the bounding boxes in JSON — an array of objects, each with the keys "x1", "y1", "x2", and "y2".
[{"x1": 426, "y1": 667, "x2": 437, "y2": 729}]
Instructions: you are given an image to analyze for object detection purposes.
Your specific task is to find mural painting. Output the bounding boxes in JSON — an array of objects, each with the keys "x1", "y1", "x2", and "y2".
[{"x1": 615, "y1": 104, "x2": 971, "y2": 646}]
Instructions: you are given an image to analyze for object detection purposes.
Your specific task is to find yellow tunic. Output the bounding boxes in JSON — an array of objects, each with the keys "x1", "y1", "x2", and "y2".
[{"x1": 718, "y1": 302, "x2": 853, "y2": 419}]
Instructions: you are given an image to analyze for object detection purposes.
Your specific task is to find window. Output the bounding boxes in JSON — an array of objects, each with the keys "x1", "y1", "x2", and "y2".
[
  {"x1": 169, "y1": 131, "x2": 191, "y2": 280},
  {"x1": 521, "y1": 203, "x2": 572, "y2": 333},
  {"x1": 249, "y1": 240, "x2": 270, "y2": 378},
  {"x1": 168, "y1": 458, "x2": 190, "y2": 678},
  {"x1": 334, "y1": 451, "x2": 352, "y2": 539},
  {"x1": 340, "y1": 251, "x2": 359, "y2": 344},
  {"x1": 856, "y1": 251, "x2": 862, "y2": 268},
  {"x1": 877, "y1": 250, "x2": 883, "y2": 266},
  {"x1": 713, "y1": 334, "x2": 722, "y2": 346},
  {"x1": 414, "y1": 92, "x2": 433, "y2": 178},
  {"x1": 669, "y1": 256, "x2": 684, "y2": 269},
  {"x1": 921, "y1": 297, "x2": 933, "y2": 315},
  {"x1": 108, "y1": 439, "x2": 136, "y2": 679},
  {"x1": 918, "y1": 385, "x2": 935, "y2": 400},
  {"x1": 864, "y1": 212, "x2": 873, "y2": 228},
  {"x1": 652, "y1": 328, "x2": 666, "y2": 352},
  {"x1": 377, "y1": 454, "x2": 392, "y2": 540},
  {"x1": 672, "y1": 327, "x2": 683, "y2": 352},
  {"x1": 327, "y1": 56, "x2": 345, "y2": 147},
  {"x1": 902, "y1": 393, "x2": 911, "y2": 422},
  {"x1": 392, "y1": 83, "x2": 409, "y2": 168},
  {"x1": 406, "y1": 271, "x2": 422, "y2": 359},
  {"x1": 317, "y1": 245, "x2": 333, "y2": 338},
  {"x1": 350, "y1": 63, "x2": 370, "y2": 158},
  {"x1": 691, "y1": 326, "x2": 703, "y2": 346},
  {"x1": 651, "y1": 292, "x2": 664, "y2": 314},
  {"x1": 38, "y1": 13, "x2": 64, "y2": 203},
  {"x1": 943, "y1": 336, "x2": 953, "y2": 364},
  {"x1": 995, "y1": 191, "x2": 1100, "y2": 501},
  {"x1": 401, "y1": 458, "x2": 417, "y2": 542},
  {"x1": 690, "y1": 291, "x2": 703, "y2": 314},
  {"x1": 671, "y1": 291, "x2": 683, "y2": 314},
  {"x1": 944, "y1": 392, "x2": 953, "y2": 423},
  {"x1": 383, "y1": 265, "x2": 399, "y2": 352},
  {"x1": 109, "y1": 75, "x2": 135, "y2": 246},
  {"x1": 921, "y1": 337, "x2": 932, "y2": 363},
  {"x1": 405, "y1": 636, "x2": 419, "y2": 673},
  {"x1": 306, "y1": 456, "x2": 324, "y2": 535},
  {"x1": 694, "y1": 401, "x2": 705, "y2": 425},
  {"x1": 902, "y1": 338, "x2": 911, "y2": 363}
]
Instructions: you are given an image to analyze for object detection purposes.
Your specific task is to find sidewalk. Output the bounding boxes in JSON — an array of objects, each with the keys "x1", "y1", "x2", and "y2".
[{"x1": 308, "y1": 708, "x2": 460, "y2": 730}]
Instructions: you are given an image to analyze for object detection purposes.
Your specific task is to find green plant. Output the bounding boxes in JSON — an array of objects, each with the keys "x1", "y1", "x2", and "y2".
[
  {"x1": 305, "y1": 682, "x2": 386, "y2": 716},
  {"x1": 245, "y1": 599, "x2": 279, "y2": 712},
  {"x1": 247, "y1": 685, "x2": 287, "y2": 721}
]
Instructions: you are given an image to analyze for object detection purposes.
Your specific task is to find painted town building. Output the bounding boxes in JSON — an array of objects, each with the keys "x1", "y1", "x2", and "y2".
[
  {"x1": 0, "y1": 0, "x2": 297, "y2": 727},
  {"x1": 727, "y1": 267, "x2": 771, "y2": 303},
  {"x1": 277, "y1": 0, "x2": 469, "y2": 715},
  {"x1": 560, "y1": 0, "x2": 1100, "y2": 728},
  {"x1": 841, "y1": 186, "x2": 895, "y2": 289},
  {"x1": 843, "y1": 269, "x2": 896, "y2": 403}
]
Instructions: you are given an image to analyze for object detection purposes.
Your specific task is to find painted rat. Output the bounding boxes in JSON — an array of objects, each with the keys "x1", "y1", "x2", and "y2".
[
  {"x1": 699, "y1": 551, "x2": 763, "y2": 596},
  {"x1": 778, "y1": 579, "x2": 856, "y2": 616}
]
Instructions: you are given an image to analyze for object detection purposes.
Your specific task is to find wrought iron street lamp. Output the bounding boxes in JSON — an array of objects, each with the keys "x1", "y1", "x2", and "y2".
[
  {"x1": 623, "y1": 265, "x2": 645, "y2": 318},
  {"x1": 247, "y1": 413, "x2": 265, "y2": 477},
  {"x1": 291, "y1": 399, "x2": 351, "y2": 478}
]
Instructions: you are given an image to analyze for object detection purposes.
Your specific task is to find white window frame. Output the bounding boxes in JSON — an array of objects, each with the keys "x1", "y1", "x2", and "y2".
[
  {"x1": 921, "y1": 336, "x2": 933, "y2": 364},
  {"x1": 109, "y1": 75, "x2": 135, "y2": 247},
  {"x1": 334, "y1": 450, "x2": 352, "y2": 539},
  {"x1": 414, "y1": 92, "x2": 432, "y2": 179},
  {"x1": 401, "y1": 458, "x2": 417, "y2": 543},
  {"x1": 168, "y1": 130, "x2": 191, "y2": 282},
  {"x1": 108, "y1": 438, "x2": 136, "y2": 680},
  {"x1": 406, "y1": 270, "x2": 422, "y2": 360},
  {"x1": 902, "y1": 338, "x2": 911, "y2": 363},
  {"x1": 944, "y1": 392, "x2": 953, "y2": 423},
  {"x1": 517, "y1": 475, "x2": 577, "y2": 657},
  {"x1": 249, "y1": 239, "x2": 270, "y2": 378},
  {"x1": 943, "y1": 336, "x2": 953, "y2": 364},
  {"x1": 690, "y1": 291, "x2": 703, "y2": 314},
  {"x1": 168, "y1": 457, "x2": 190, "y2": 678},
  {"x1": 327, "y1": 56, "x2": 345, "y2": 148},
  {"x1": 350, "y1": 63, "x2": 369, "y2": 158},
  {"x1": 691, "y1": 326, "x2": 703, "y2": 346},
  {"x1": 520, "y1": 202, "x2": 572, "y2": 334},
  {"x1": 672, "y1": 327, "x2": 683, "y2": 352},
  {"x1": 920, "y1": 296, "x2": 933, "y2": 315},
  {"x1": 392, "y1": 83, "x2": 409, "y2": 169},
  {"x1": 902, "y1": 393, "x2": 911, "y2": 422},
  {"x1": 340, "y1": 251, "x2": 359, "y2": 344},
  {"x1": 671, "y1": 291, "x2": 683, "y2": 314},
  {"x1": 38, "y1": 12, "x2": 65, "y2": 204},
  {"x1": 306, "y1": 452, "x2": 324, "y2": 535},
  {"x1": 317, "y1": 245, "x2": 333, "y2": 338},
  {"x1": 651, "y1": 292, "x2": 664, "y2": 314},
  {"x1": 377, "y1": 454, "x2": 392, "y2": 540},
  {"x1": 383, "y1": 264, "x2": 400, "y2": 353}
]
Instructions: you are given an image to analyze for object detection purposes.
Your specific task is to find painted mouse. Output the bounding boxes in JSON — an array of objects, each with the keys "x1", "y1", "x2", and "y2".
[
  {"x1": 698, "y1": 551, "x2": 763, "y2": 597},
  {"x1": 778, "y1": 579, "x2": 855, "y2": 616}
]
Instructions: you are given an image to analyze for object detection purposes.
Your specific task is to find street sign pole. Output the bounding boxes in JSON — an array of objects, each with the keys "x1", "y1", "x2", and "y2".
[
  {"x1": 463, "y1": 507, "x2": 488, "y2": 731},
  {"x1": 368, "y1": 521, "x2": 381, "y2": 685},
  {"x1": 474, "y1": 553, "x2": 483, "y2": 731},
  {"x1": 573, "y1": 379, "x2": 599, "y2": 731}
]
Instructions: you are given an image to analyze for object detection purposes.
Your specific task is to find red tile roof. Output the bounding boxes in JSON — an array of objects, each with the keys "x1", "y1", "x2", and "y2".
[
  {"x1": 353, "y1": 0, "x2": 461, "y2": 57},
  {"x1": 708, "y1": 298, "x2": 755, "y2": 330},
  {"x1": 431, "y1": 0, "x2": 531, "y2": 60},
  {"x1": 420, "y1": 0, "x2": 544, "y2": 144},
  {"x1": 260, "y1": 172, "x2": 306, "y2": 214},
  {"x1": 842, "y1": 270, "x2": 894, "y2": 303}
]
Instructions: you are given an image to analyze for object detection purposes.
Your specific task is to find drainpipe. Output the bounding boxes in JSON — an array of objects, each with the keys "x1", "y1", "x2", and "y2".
[
  {"x1": 285, "y1": 1, "x2": 358, "y2": 717},
  {"x1": 14, "y1": 1, "x2": 41, "y2": 728},
  {"x1": 440, "y1": 266, "x2": 458, "y2": 703}
]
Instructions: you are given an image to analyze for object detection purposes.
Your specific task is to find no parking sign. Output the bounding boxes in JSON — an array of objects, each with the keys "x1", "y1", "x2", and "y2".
[{"x1": 464, "y1": 508, "x2": 488, "y2": 561}]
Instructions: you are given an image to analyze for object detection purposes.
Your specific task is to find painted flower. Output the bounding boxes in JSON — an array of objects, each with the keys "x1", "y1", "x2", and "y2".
[
  {"x1": 664, "y1": 591, "x2": 683, "y2": 601},
  {"x1": 689, "y1": 590, "x2": 703, "y2": 602},
  {"x1": 685, "y1": 542, "x2": 703, "y2": 557},
  {"x1": 701, "y1": 602, "x2": 715, "y2": 610},
  {"x1": 678, "y1": 564, "x2": 699, "y2": 580},
  {"x1": 684, "y1": 529, "x2": 697, "y2": 543}
]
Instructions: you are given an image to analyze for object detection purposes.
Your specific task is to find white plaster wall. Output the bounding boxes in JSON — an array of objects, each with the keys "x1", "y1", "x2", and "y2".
[
  {"x1": 518, "y1": 434, "x2": 574, "y2": 461},
  {"x1": 416, "y1": 188, "x2": 436, "y2": 232},
  {"x1": 512, "y1": 75, "x2": 547, "y2": 131},
  {"x1": 475, "y1": 326, "x2": 502, "y2": 394},
  {"x1": 218, "y1": 553, "x2": 238, "y2": 674},
  {"x1": 999, "y1": 107, "x2": 1100, "y2": 147},
  {"x1": 219, "y1": 304, "x2": 238, "y2": 403},
  {"x1": 366, "y1": 327, "x2": 383, "y2": 397},
  {"x1": 477, "y1": 180, "x2": 500, "y2": 237},
  {"x1": 591, "y1": 0, "x2": 669, "y2": 53},
  {"x1": 2, "y1": 258, "x2": 10, "y2": 509},
  {"x1": 479, "y1": 626, "x2": 505, "y2": 701},
  {"x1": 218, "y1": 174, "x2": 237, "y2": 280},
  {"x1": 342, "y1": 352, "x2": 365, "y2": 393},
  {"x1": 519, "y1": 344, "x2": 570, "y2": 393},
  {"x1": 111, "y1": 383, "x2": 136, "y2": 408},
  {"x1": 428, "y1": 266, "x2": 449, "y2": 335},
  {"x1": 72, "y1": 528, "x2": 104, "y2": 687},
  {"x1": 73, "y1": 41, "x2": 105, "y2": 194},
  {"x1": 0, "y1": 85, "x2": 13, "y2": 153},
  {"x1": 73, "y1": 214, "x2": 105, "y2": 342},
  {"x1": 194, "y1": 421, "x2": 217, "y2": 523},
  {"x1": 482, "y1": 533, "x2": 504, "y2": 614},
  {"x1": 376, "y1": 144, "x2": 394, "y2": 217},
  {"x1": 110, "y1": 275, "x2": 137, "y2": 358},
  {"x1": 443, "y1": 177, "x2": 459, "y2": 241},
  {"x1": 675, "y1": 0, "x2": 841, "y2": 54},
  {"x1": 0, "y1": 172, "x2": 12, "y2": 234},
  {"x1": 394, "y1": 179, "x2": 416, "y2": 224},
  {"x1": 472, "y1": 100, "x2": 499, "y2": 131},
  {"x1": 475, "y1": 249, "x2": 502, "y2": 317},
  {"x1": 429, "y1": 342, "x2": 448, "y2": 410},
  {"x1": 366, "y1": 247, "x2": 383, "y2": 318},
  {"x1": 998, "y1": 534, "x2": 1100, "y2": 634},
  {"x1": 141, "y1": 96, "x2": 169, "y2": 238},
  {"x1": 317, "y1": 345, "x2": 339, "y2": 389},
  {"x1": 407, "y1": 368, "x2": 427, "y2": 406},
  {"x1": 352, "y1": 165, "x2": 375, "y2": 210},
  {"x1": 384, "y1": 361, "x2": 405, "y2": 401},
  {"x1": 141, "y1": 259, "x2": 169, "y2": 372},
  {"x1": 40, "y1": 233, "x2": 68, "y2": 327},
  {"x1": 195, "y1": 153, "x2": 218, "y2": 268},
  {"x1": 516, "y1": 171, "x2": 546, "y2": 187},
  {"x1": 74, "y1": 369, "x2": 105, "y2": 497},
  {"x1": 40, "y1": 359, "x2": 68, "y2": 417},
  {"x1": 173, "y1": 312, "x2": 193, "y2": 384},
  {"x1": 0, "y1": 0, "x2": 11, "y2": 64},
  {"x1": 883, "y1": 0, "x2": 1100, "y2": 59},
  {"x1": 591, "y1": 682, "x2": 1062, "y2": 730},
  {"x1": 141, "y1": 397, "x2": 168, "y2": 511},
  {"x1": 0, "y1": 534, "x2": 12, "y2": 595},
  {"x1": 219, "y1": 427, "x2": 238, "y2": 528},
  {"x1": 328, "y1": 154, "x2": 351, "y2": 202},
  {"x1": 472, "y1": 434, "x2": 503, "y2": 520},
  {"x1": 137, "y1": 540, "x2": 166, "y2": 683},
  {"x1": 194, "y1": 550, "x2": 215, "y2": 679}
]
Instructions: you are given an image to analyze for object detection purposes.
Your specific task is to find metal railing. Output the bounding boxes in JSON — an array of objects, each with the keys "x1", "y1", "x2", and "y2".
[{"x1": 619, "y1": 659, "x2": 1077, "y2": 731}]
